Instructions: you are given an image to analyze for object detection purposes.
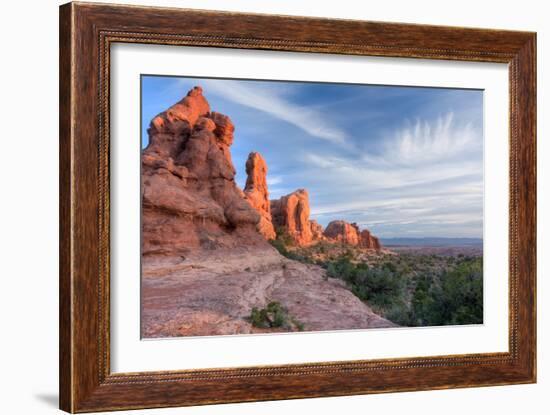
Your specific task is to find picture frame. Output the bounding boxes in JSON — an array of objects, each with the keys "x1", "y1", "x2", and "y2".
[{"x1": 59, "y1": 2, "x2": 536, "y2": 412}]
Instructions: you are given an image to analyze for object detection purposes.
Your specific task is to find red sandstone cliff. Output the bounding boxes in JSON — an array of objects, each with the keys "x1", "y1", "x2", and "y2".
[
  {"x1": 269, "y1": 192, "x2": 381, "y2": 250},
  {"x1": 323, "y1": 220, "x2": 361, "y2": 245},
  {"x1": 324, "y1": 220, "x2": 381, "y2": 250},
  {"x1": 271, "y1": 189, "x2": 317, "y2": 246},
  {"x1": 309, "y1": 220, "x2": 325, "y2": 241},
  {"x1": 142, "y1": 86, "x2": 265, "y2": 256},
  {"x1": 243, "y1": 152, "x2": 276, "y2": 240},
  {"x1": 359, "y1": 229, "x2": 381, "y2": 250}
]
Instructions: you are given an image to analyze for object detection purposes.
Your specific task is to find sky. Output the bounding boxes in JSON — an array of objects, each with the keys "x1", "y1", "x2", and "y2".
[{"x1": 141, "y1": 75, "x2": 484, "y2": 239}]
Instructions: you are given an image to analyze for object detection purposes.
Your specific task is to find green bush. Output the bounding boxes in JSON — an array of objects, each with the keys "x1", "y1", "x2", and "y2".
[
  {"x1": 324, "y1": 254, "x2": 483, "y2": 327},
  {"x1": 269, "y1": 234, "x2": 313, "y2": 264},
  {"x1": 326, "y1": 257, "x2": 405, "y2": 311},
  {"x1": 274, "y1": 227, "x2": 295, "y2": 246},
  {"x1": 410, "y1": 257, "x2": 483, "y2": 326},
  {"x1": 249, "y1": 301, "x2": 304, "y2": 331}
]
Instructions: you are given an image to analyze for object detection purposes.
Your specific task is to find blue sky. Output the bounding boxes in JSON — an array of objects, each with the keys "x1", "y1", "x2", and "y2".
[{"x1": 141, "y1": 75, "x2": 483, "y2": 238}]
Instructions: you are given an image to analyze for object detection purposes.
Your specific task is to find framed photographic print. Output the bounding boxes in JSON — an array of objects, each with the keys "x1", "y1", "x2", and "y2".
[{"x1": 59, "y1": 2, "x2": 536, "y2": 412}]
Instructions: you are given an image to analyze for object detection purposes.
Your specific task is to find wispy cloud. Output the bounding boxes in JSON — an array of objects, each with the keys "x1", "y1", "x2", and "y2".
[
  {"x1": 196, "y1": 79, "x2": 348, "y2": 144},
  {"x1": 303, "y1": 152, "x2": 482, "y2": 191},
  {"x1": 388, "y1": 112, "x2": 478, "y2": 165},
  {"x1": 267, "y1": 175, "x2": 283, "y2": 186},
  {"x1": 361, "y1": 112, "x2": 481, "y2": 167}
]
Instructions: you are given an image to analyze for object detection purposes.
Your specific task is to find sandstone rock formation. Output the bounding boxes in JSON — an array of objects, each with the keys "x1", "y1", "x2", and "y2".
[
  {"x1": 309, "y1": 220, "x2": 326, "y2": 242},
  {"x1": 271, "y1": 189, "x2": 315, "y2": 246},
  {"x1": 269, "y1": 192, "x2": 381, "y2": 250},
  {"x1": 243, "y1": 152, "x2": 276, "y2": 240},
  {"x1": 142, "y1": 86, "x2": 265, "y2": 256},
  {"x1": 360, "y1": 229, "x2": 381, "y2": 250},
  {"x1": 323, "y1": 220, "x2": 361, "y2": 245},
  {"x1": 324, "y1": 220, "x2": 382, "y2": 250}
]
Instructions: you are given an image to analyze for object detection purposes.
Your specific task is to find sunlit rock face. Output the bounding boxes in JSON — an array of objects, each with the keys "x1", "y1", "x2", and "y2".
[
  {"x1": 359, "y1": 229, "x2": 381, "y2": 250},
  {"x1": 243, "y1": 152, "x2": 276, "y2": 240},
  {"x1": 142, "y1": 86, "x2": 264, "y2": 256},
  {"x1": 270, "y1": 189, "x2": 316, "y2": 246},
  {"x1": 324, "y1": 220, "x2": 382, "y2": 250}
]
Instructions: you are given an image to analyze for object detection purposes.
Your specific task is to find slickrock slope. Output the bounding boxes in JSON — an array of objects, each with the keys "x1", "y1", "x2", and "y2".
[
  {"x1": 142, "y1": 249, "x2": 394, "y2": 337},
  {"x1": 141, "y1": 86, "x2": 394, "y2": 337},
  {"x1": 243, "y1": 152, "x2": 276, "y2": 240},
  {"x1": 324, "y1": 220, "x2": 382, "y2": 250}
]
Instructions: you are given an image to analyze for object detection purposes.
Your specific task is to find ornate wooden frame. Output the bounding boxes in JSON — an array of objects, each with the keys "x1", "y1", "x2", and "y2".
[{"x1": 59, "y1": 2, "x2": 536, "y2": 412}]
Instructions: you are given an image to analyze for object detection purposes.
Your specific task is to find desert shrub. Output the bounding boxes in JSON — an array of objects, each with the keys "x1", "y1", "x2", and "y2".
[
  {"x1": 440, "y1": 257, "x2": 483, "y2": 324},
  {"x1": 383, "y1": 261, "x2": 397, "y2": 273},
  {"x1": 249, "y1": 301, "x2": 304, "y2": 331},
  {"x1": 250, "y1": 307, "x2": 268, "y2": 328},
  {"x1": 325, "y1": 256, "x2": 405, "y2": 314},
  {"x1": 384, "y1": 299, "x2": 412, "y2": 326},
  {"x1": 274, "y1": 226, "x2": 295, "y2": 246},
  {"x1": 270, "y1": 239, "x2": 308, "y2": 262},
  {"x1": 290, "y1": 317, "x2": 305, "y2": 331},
  {"x1": 269, "y1": 231, "x2": 314, "y2": 264},
  {"x1": 410, "y1": 275, "x2": 443, "y2": 325},
  {"x1": 326, "y1": 257, "x2": 356, "y2": 281},
  {"x1": 411, "y1": 257, "x2": 483, "y2": 326},
  {"x1": 270, "y1": 238, "x2": 289, "y2": 256},
  {"x1": 324, "y1": 253, "x2": 482, "y2": 327}
]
